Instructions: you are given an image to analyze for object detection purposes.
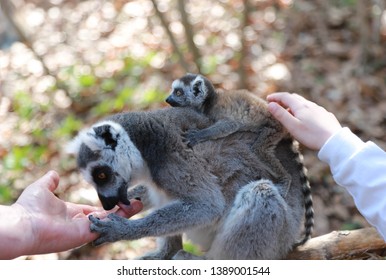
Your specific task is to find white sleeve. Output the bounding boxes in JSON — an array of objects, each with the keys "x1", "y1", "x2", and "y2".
[{"x1": 318, "y1": 127, "x2": 386, "y2": 241}]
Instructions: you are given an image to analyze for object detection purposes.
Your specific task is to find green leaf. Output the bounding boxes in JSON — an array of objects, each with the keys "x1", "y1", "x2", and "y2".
[
  {"x1": 4, "y1": 146, "x2": 28, "y2": 170},
  {"x1": 13, "y1": 91, "x2": 35, "y2": 119},
  {"x1": 101, "y1": 79, "x2": 117, "y2": 92},
  {"x1": 341, "y1": 222, "x2": 362, "y2": 231},
  {"x1": 201, "y1": 55, "x2": 219, "y2": 75},
  {"x1": 0, "y1": 185, "x2": 13, "y2": 204},
  {"x1": 54, "y1": 115, "x2": 83, "y2": 137},
  {"x1": 78, "y1": 74, "x2": 96, "y2": 88},
  {"x1": 183, "y1": 242, "x2": 203, "y2": 256},
  {"x1": 141, "y1": 88, "x2": 167, "y2": 105}
]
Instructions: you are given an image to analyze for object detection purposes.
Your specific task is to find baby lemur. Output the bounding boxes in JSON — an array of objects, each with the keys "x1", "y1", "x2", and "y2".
[
  {"x1": 167, "y1": 74, "x2": 292, "y2": 192},
  {"x1": 68, "y1": 106, "x2": 311, "y2": 259},
  {"x1": 167, "y1": 73, "x2": 313, "y2": 244}
]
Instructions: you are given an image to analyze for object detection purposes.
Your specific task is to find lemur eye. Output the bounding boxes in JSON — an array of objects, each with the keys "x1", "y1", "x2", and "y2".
[
  {"x1": 92, "y1": 166, "x2": 112, "y2": 185},
  {"x1": 175, "y1": 90, "x2": 183, "y2": 97}
]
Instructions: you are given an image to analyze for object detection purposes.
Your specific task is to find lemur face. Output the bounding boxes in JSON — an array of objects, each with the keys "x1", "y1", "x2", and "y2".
[
  {"x1": 166, "y1": 73, "x2": 212, "y2": 110},
  {"x1": 67, "y1": 121, "x2": 146, "y2": 210}
]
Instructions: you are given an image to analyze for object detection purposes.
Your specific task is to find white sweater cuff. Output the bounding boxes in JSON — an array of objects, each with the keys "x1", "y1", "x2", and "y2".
[{"x1": 317, "y1": 127, "x2": 365, "y2": 165}]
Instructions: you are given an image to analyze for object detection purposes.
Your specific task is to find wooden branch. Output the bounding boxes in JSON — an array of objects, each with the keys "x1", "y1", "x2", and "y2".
[
  {"x1": 314, "y1": 0, "x2": 330, "y2": 50},
  {"x1": 150, "y1": 0, "x2": 191, "y2": 72},
  {"x1": 177, "y1": 0, "x2": 202, "y2": 73},
  {"x1": 237, "y1": 0, "x2": 250, "y2": 90},
  {"x1": 315, "y1": 0, "x2": 329, "y2": 47},
  {"x1": 371, "y1": 0, "x2": 385, "y2": 44},
  {"x1": 357, "y1": 0, "x2": 370, "y2": 68},
  {"x1": 0, "y1": 0, "x2": 51, "y2": 75},
  {"x1": 286, "y1": 227, "x2": 386, "y2": 260}
]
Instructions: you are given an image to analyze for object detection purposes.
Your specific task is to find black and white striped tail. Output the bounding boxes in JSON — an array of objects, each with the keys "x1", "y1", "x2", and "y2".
[{"x1": 293, "y1": 141, "x2": 314, "y2": 247}]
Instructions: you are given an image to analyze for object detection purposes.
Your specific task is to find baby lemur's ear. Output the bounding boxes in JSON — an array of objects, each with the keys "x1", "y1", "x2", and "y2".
[{"x1": 192, "y1": 75, "x2": 207, "y2": 97}]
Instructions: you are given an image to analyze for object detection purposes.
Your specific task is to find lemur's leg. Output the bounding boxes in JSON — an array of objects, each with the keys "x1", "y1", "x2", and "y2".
[
  {"x1": 250, "y1": 124, "x2": 292, "y2": 197},
  {"x1": 205, "y1": 179, "x2": 296, "y2": 259}
]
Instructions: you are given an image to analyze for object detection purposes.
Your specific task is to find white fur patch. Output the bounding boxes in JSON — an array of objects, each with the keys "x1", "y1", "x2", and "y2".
[
  {"x1": 66, "y1": 120, "x2": 126, "y2": 154},
  {"x1": 65, "y1": 134, "x2": 85, "y2": 154},
  {"x1": 172, "y1": 79, "x2": 184, "y2": 90}
]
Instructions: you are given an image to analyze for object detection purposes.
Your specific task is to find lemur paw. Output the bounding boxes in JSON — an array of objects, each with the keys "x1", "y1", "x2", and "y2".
[
  {"x1": 89, "y1": 214, "x2": 129, "y2": 246},
  {"x1": 183, "y1": 129, "x2": 203, "y2": 147}
]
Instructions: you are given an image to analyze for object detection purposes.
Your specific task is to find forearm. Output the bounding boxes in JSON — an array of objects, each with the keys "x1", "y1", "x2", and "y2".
[
  {"x1": 318, "y1": 127, "x2": 386, "y2": 240},
  {"x1": 0, "y1": 204, "x2": 32, "y2": 259}
]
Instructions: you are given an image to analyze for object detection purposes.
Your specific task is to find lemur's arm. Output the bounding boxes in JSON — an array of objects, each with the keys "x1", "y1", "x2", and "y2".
[
  {"x1": 185, "y1": 119, "x2": 242, "y2": 147},
  {"x1": 185, "y1": 118, "x2": 271, "y2": 147},
  {"x1": 89, "y1": 198, "x2": 224, "y2": 246}
]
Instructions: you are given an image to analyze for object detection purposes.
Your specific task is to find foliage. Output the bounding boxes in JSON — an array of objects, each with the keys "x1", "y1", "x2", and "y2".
[{"x1": 182, "y1": 242, "x2": 203, "y2": 257}]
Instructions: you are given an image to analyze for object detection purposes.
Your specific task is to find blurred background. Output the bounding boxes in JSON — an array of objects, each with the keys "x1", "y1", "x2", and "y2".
[{"x1": 0, "y1": 0, "x2": 385, "y2": 259}]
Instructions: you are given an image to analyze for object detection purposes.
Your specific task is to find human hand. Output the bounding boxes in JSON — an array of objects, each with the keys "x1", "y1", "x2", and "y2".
[
  {"x1": 267, "y1": 92, "x2": 342, "y2": 150},
  {"x1": 10, "y1": 170, "x2": 143, "y2": 257}
]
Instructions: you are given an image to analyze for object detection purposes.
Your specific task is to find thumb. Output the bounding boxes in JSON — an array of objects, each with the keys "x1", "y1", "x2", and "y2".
[{"x1": 38, "y1": 170, "x2": 60, "y2": 192}]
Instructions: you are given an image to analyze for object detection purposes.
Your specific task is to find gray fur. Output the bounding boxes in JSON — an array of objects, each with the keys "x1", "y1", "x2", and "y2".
[
  {"x1": 69, "y1": 107, "x2": 306, "y2": 259},
  {"x1": 167, "y1": 74, "x2": 314, "y2": 246}
]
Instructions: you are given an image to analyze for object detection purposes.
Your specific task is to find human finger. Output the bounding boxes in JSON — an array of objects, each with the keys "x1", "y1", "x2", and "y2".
[
  {"x1": 27, "y1": 170, "x2": 60, "y2": 193},
  {"x1": 115, "y1": 200, "x2": 143, "y2": 218},
  {"x1": 267, "y1": 101, "x2": 302, "y2": 132},
  {"x1": 267, "y1": 92, "x2": 306, "y2": 111}
]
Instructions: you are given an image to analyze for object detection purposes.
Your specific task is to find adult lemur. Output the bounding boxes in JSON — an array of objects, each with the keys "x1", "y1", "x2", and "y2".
[
  {"x1": 68, "y1": 107, "x2": 310, "y2": 259},
  {"x1": 167, "y1": 73, "x2": 313, "y2": 245}
]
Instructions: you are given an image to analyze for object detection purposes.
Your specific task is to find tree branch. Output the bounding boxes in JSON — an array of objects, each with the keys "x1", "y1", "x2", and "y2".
[
  {"x1": 0, "y1": 0, "x2": 51, "y2": 75},
  {"x1": 150, "y1": 0, "x2": 191, "y2": 72},
  {"x1": 315, "y1": 0, "x2": 330, "y2": 47},
  {"x1": 177, "y1": 0, "x2": 202, "y2": 73},
  {"x1": 238, "y1": 0, "x2": 251, "y2": 89},
  {"x1": 371, "y1": 0, "x2": 385, "y2": 44},
  {"x1": 357, "y1": 0, "x2": 370, "y2": 69},
  {"x1": 286, "y1": 227, "x2": 386, "y2": 260}
]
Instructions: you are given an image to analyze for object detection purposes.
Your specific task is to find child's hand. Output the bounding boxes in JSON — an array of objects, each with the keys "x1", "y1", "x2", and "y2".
[{"x1": 267, "y1": 92, "x2": 342, "y2": 150}]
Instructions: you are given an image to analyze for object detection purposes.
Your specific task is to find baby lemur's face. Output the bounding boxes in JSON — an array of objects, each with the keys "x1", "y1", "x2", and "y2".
[{"x1": 166, "y1": 74, "x2": 212, "y2": 110}]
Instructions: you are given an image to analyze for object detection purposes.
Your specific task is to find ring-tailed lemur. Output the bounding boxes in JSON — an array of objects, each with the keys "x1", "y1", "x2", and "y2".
[
  {"x1": 166, "y1": 73, "x2": 313, "y2": 246},
  {"x1": 68, "y1": 107, "x2": 309, "y2": 259}
]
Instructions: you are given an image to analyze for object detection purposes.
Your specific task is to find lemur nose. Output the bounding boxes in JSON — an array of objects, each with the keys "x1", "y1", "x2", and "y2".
[
  {"x1": 166, "y1": 96, "x2": 179, "y2": 107},
  {"x1": 98, "y1": 193, "x2": 119, "y2": 210}
]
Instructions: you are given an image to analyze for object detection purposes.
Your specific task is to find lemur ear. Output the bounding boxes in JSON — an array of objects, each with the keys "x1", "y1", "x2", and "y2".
[
  {"x1": 192, "y1": 76, "x2": 206, "y2": 97},
  {"x1": 93, "y1": 124, "x2": 118, "y2": 150},
  {"x1": 67, "y1": 121, "x2": 122, "y2": 153}
]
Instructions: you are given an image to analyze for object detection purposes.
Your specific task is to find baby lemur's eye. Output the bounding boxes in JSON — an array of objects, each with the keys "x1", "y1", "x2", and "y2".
[
  {"x1": 98, "y1": 172, "x2": 106, "y2": 179},
  {"x1": 175, "y1": 90, "x2": 183, "y2": 97}
]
